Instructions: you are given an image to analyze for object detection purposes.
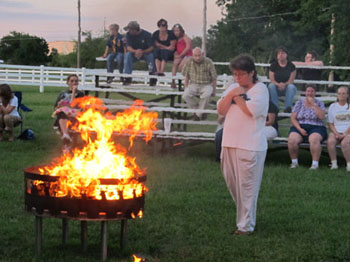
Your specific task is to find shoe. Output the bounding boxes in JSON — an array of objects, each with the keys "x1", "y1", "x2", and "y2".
[
  {"x1": 123, "y1": 77, "x2": 132, "y2": 85},
  {"x1": 309, "y1": 164, "x2": 318, "y2": 170},
  {"x1": 149, "y1": 77, "x2": 157, "y2": 86},
  {"x1": 330, "y1": 164, "x2": 338, "y2": 170},
  {"x1": 290, "y1": 163, "x2": 299, "y2": 169},
  {"x1": 284, "y1": 107, "x2": 292, "y2": 113},
  {"x1": 233, "y1": 230, "x2": 251, "y2": 236},
  {"x1": 157, "y1": 72, "x2": 165, "y2": 76},
  {"x1": 106, "y1": 76, "x2": 114, "y2": 84},
  {"x1": 193, "y1": 115, "x2": 201, "y2": 121}
]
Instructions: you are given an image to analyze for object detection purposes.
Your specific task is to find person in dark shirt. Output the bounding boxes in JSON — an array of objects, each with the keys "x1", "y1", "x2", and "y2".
[
  {"x1": 268, "y1": 46, "x2": 297, "y2": 113},
  {"x1": 264, "y1": 101, "x2": 279, "y2": 140},
  {"x1": 123, "y1": 21, "x2": 156, "y2": 85},
  {"x1": 102, "y1": 24, "x2": 125, "y2": 83},
  {"x1": 152, "y1": 18, "x2": 176, "y2": 76},
  {"x1": 293, "y1": 50, "x2": 323, "y2": 90}
]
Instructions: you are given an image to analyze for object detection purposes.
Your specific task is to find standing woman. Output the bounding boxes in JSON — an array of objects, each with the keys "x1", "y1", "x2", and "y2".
[
  {"x1": 0, "y1": 84, "x2": 21, "y2": 141},
  {"x1": 171, "y1": 24, "x2": 192, "y2": 88},
  {"x1": 327, "y1": 86, "x2": 350, "y2": 171},
  {"x1": 152, "y1": 19, "x2": 176, "y2": 76},
  {"x1": 217, "y1": 55, "x2": 269, "y2": 235}
]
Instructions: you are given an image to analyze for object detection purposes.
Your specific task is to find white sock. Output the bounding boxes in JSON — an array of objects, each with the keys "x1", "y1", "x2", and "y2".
[
  {"x1": 292, "y1": 159, "x2": 298, "y2": 164},
  {"x1": 312, "y1": 160, "x2": 319, "y2": 167},
  {"x1": 331, "y1": 160, "x2": 337, "y2": 166}
]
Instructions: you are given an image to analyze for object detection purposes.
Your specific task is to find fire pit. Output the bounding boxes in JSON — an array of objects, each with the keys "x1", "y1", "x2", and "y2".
[{"x1": 24, "y1": 97, "x2": 157, "y2": 262}]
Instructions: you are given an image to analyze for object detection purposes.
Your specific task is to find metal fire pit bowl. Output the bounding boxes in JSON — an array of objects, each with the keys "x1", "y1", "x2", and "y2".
[{"x1": 24, "y1": 165, "x2": 147, "y2": 262}]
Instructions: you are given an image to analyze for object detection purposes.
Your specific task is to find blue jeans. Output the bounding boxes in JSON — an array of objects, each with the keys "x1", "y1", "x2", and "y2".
[
  {"x1": 268, "y1": 83, "x2": 297, "y2": 110},
  {"x1": 107, "y1": 53, "x2": 124, "y2": 73},
  {"x1": 123, "y1": 52, "x2": 156, "y2": 74}
]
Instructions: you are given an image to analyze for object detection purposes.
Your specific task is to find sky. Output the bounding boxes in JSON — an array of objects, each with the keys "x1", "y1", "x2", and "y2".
[{"x1": 0, "y1": 0, "x2": 224, "y2": 42}]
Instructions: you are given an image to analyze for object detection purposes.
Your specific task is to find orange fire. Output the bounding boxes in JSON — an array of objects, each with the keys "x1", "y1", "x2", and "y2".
[
  {"x1": 132, "y1": 254, "x2": 144, "y2": 262},
  {"x1": 37, "y1": 96, "x2": 157, "y2": 201}
]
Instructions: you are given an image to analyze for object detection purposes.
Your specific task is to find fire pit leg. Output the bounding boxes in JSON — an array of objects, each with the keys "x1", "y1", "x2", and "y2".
[
  {"x1": 101, "y1": 221, "x2": 108, "y2": 262},
  {"x1": 62, "y1": 219, "x2": 68, "y2": 245},
  {"x1": 81, "y1": 221, "x2": 88, "y2": 252},
  {"x1": 120, "y1": 219, "x2": 128, "y2": 249},
  {"x1": 35, "y1": 216, "x2": 42, "y2": 256}
]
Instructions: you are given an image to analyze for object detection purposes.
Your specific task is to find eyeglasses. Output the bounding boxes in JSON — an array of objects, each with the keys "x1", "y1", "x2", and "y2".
[
  {"x1": 69, "y1": 79, "x2": 78, "y2": 83},
  {"x1": 160, "y1": 23, "x2": 167, "y2": 27}
]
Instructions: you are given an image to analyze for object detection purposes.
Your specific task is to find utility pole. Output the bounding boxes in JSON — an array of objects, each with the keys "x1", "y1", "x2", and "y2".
[
  {"x1": 77, "y1": 0, "x2": 81, "y2": 68},
  {"x1": 328, "y1": 13, "x2": 335, "y2": 91},
  {"x1": 202, "y1": 0, "x2": 207, "y2": 55}
]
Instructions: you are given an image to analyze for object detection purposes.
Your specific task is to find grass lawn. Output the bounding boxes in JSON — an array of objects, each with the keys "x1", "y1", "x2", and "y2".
[{"x1": 0, "y1": 85, "x2": 349, "y2": 262}]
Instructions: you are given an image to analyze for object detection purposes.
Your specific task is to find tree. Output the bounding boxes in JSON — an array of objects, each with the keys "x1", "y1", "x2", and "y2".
[
  {"x1": 208, "y1": 0, "x2": 350, "y2": 80},
  {"x1": 0, "y1": 31, "x2": 49, "y2": 65}
]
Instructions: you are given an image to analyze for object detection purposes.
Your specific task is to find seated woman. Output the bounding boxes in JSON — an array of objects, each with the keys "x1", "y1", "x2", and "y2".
[
  {"x1": 171, "y1": 23, "x2": 192, "y2": 88},
  {"x1": 0, "y1": 84, "x2": 21, "y2": 141},
  {"x1": 288, "y1": 85, "x2": 327, "y2": 170},
  {"x1": 152, "y1": 19, "x2": 176, "y2": 76},
  {"x1": 327, "y1": 86, "x2": 350, "y2": 171},
  {"x1": 53, "y1": 74, "x2": 84, "y2": 145},
  {"x1": 268, "y1": 46, "x2": 297, "y2": 113}
]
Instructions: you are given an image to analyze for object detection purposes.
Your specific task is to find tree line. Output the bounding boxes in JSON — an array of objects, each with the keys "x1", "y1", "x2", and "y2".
[{"x1": 0, "y1": 0, "x2": 349, "y2": 79}]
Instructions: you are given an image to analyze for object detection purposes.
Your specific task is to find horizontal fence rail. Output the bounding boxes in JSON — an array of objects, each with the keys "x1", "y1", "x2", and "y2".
[{"x1": 0, "y1": 63, "x2": 349, "y2": 93}]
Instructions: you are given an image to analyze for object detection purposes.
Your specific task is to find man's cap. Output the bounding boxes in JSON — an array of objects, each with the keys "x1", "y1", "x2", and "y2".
[{"x1": 124, "y1": 21, "x2": 140, "y2": 31}]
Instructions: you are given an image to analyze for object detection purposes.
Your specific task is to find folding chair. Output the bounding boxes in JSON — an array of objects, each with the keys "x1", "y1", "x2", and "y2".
[{"x1": 13, "y1": 91, "x2": 32, "y2": 134}]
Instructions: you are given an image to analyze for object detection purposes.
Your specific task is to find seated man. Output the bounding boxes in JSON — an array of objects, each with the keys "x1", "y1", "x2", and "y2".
[
  {"x1": 182, "y1": 47, "x2": 217, "y2": 121},
  {"x1": 293, "y1": 50, "x2": 323, "y2": 90},
  {"x1": 123, "y1": 21, "x2": 156, "y2": 85},
  {"x1": 102, "y1": 23, "x2": 125, "y2": 84}
]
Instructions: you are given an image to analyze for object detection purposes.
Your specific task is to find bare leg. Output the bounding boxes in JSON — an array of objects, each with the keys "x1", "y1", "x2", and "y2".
[
  {"x1": 341, "y1": 135, "x2": 350, "y2": 163},
  {"x1": 160, "y1": 60, "x2": 166, "y2": 74},
  {"x1": 59, "y1": 119, "x2": 69, "y2": 136},
  {"x1": 327, "y1": 132, "x2": 338, "y2": 161},
  {"x1": 155, "y1": 59, "x2": 161, "y2": 73},
  {"x1": 288, "y1": 132, "x2": 302, "y2": 160},
  {"x1": 309, "y1": 133, "x2": 323, "y2": 161}
]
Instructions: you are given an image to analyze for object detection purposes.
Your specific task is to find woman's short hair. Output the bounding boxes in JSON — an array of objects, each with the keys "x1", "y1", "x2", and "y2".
[
  {"x1": 172, "y1": 23, "x2": 185, "y2": 37},
  {"x1": 109, "y1": 24, "x2": 119, "y2": 32},
  {"x1": 157, "y1": 18, "x2": 168, "y2": 28},
  {"x1": 0, "y1": 84, "x2": 14, "y2": 103},
  {"x1": 305, "y1": 84, "x2": 317, "y2": 91},
  {"x1": 229, "y1": 55, "x2": 258, "y2": 83},
  {"x1": 66, "y1": 74, "x2": 79, "y2": 84},
  {"x1": 275, "y1": 46, "x2": 289, "y2": 58}
]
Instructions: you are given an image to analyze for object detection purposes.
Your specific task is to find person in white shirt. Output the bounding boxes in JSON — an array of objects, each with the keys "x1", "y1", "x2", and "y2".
[
  {"x1": 0, "y1": 84, "x2": 21, "y2": 141},
  {"x1": 327, "y1": 86, "x2": 350, "y2": 171},
  {"x1": 217, "y1": 55, "x2": 269, "y2": 235}
]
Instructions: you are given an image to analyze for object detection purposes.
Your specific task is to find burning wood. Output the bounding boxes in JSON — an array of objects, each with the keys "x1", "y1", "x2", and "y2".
[{"x1": 33, "y1": 96, "x2": 157, "y2": 201}]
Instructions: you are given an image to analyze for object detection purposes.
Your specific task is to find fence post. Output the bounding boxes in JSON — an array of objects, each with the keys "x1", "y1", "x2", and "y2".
[
  {"x1": 40, "y1": 65, "x2": 44, "y2": 93},
  {"x1": 82, "y1": 67, "x2": 86, "y2": 86}
]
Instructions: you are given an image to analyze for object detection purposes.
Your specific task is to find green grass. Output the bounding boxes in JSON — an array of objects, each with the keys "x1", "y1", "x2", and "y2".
[{"x1": 0, "y1": 86, "x2": 349, "y2": 262}]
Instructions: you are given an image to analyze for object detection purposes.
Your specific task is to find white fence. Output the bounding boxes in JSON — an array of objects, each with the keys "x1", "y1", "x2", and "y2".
[{"x1": 0, "y1": 63, "x2": 349, "y2": 93}]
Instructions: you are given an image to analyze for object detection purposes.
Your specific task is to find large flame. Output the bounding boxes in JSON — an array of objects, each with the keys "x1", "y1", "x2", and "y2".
[{"x1": 37, "y1": 96, "x2": 157, "y2": 201}]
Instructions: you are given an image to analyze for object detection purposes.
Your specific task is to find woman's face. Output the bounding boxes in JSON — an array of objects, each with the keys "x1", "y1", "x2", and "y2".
[
  {"x1": 159, "y1": 22, "x2": 167, "y2": 32},
  {"x1": 337, "y1": 87, "x2": 348, "y2": 103},
  {"x1": 67, "y1": 77, "x2": 78, "y2": 89},
  {"x1": 277, "y1": 50, "x2": 288, "y2": 61},
  {"x1": 173, "y1": 27, "x2": 180, "y2": 37},
  {"x1": 305, "y1": 86, "x2": 316, "y2": 98},
  {"x1": 233, "y1": 69, "x2": 254, "y2": 87}
]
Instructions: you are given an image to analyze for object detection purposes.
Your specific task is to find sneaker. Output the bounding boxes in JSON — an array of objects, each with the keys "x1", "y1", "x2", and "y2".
[
  {"x1": 122, "y1": 77, "x2": 132, "y2": 85},
  {"x1": 330, "y1": 164, "x2": 338, "y2": 170},
  {"x1": 284, "y1": 107, "x2": 292, "y2": 113},
  {"x1": 309, "y1": 164, "x2": 318, "y2": 170},
  {"x1": 106, "y1": 76, "x2": 114, "y2": 84},
  {"x1": 290, "y1": 163, "x2": 299, "y2": 168}
]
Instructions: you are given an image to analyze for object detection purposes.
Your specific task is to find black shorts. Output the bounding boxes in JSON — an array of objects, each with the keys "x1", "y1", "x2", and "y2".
[
  {"x1": 154, "y1": 49, "x2": 173, "y2": 61},
  {"x1": 289, "y1": 123, "x2": 328, "y2": 143}
]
